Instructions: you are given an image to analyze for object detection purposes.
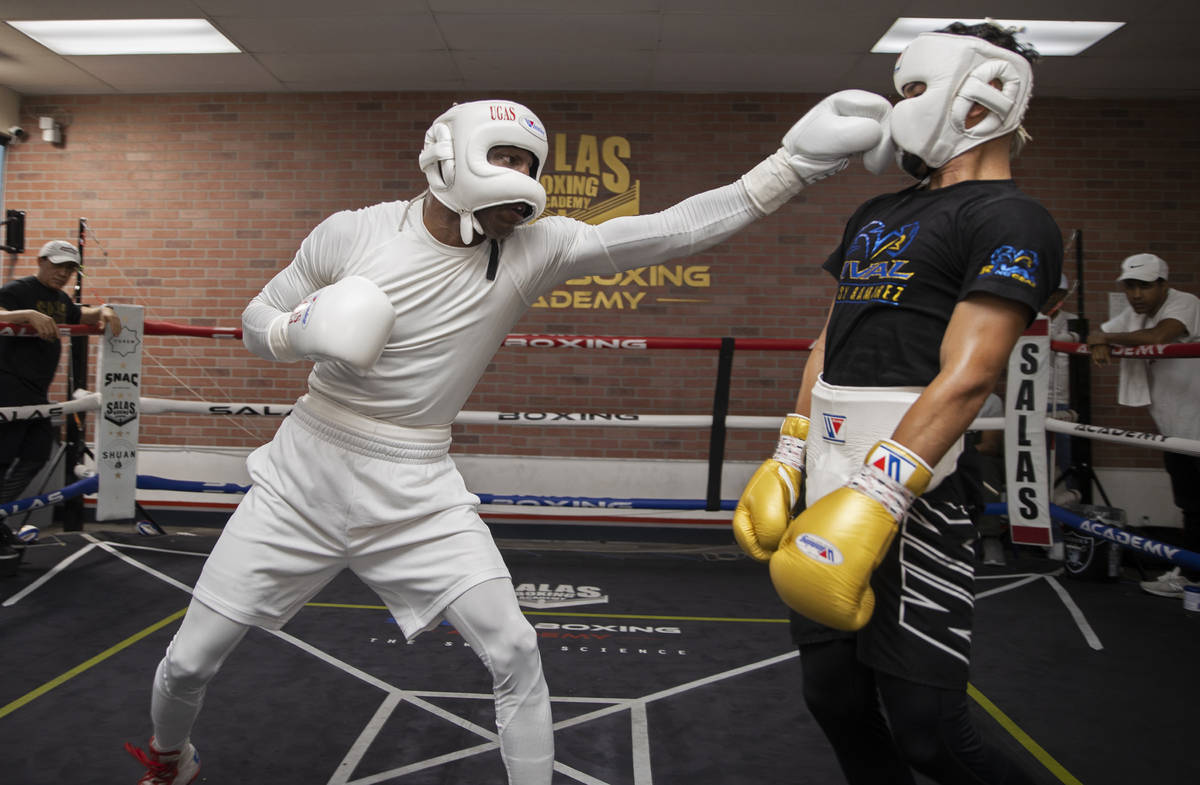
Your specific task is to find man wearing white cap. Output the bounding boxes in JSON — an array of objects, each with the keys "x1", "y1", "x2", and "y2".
[
  {"x1": 0, "y1": 240, "x2": 121, "y2": 573},
  {"x1": 1088, "y1": 253, "x2": 1200, "y2": 598}
]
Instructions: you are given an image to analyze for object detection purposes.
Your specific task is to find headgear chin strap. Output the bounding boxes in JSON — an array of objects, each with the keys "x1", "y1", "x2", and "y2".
[
  {"x1": 889, "y1": 32, "x2": 1033, "y2": 179},
  {"x1": 419, "y1": 99, "x2": 549, "y2": 244}
]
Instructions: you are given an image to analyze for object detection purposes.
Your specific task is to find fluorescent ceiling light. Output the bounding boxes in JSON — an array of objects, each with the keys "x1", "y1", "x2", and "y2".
[
  {"x1": 8, "y1": 19, "x2": 240, "y2": 55},
  {"x1": 871, "y1": 18, "x2": 1124, "y2": 56}
]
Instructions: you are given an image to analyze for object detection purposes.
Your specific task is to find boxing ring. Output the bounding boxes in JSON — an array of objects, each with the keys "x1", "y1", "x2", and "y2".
[
  {"x1": 2, "y1": 309, "x2": 1200, "y2": 785},
  {"x1": 3, "y1": 308, "x2": 1198, "y2": 566}
]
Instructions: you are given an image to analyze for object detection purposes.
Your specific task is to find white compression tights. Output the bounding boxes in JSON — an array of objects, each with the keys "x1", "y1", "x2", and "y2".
[
  {"x1": 150, "y1": 582, "x2": 552, "y2": 784},
  {"x1": 445, "y1": 579, "x2": 555, "y2": 785},
  {"x1": 150, "y1": 598, "x2": 249, "y2": 750}
]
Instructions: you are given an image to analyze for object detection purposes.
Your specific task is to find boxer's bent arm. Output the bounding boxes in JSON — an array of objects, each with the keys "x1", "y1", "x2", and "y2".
[
  {"x1": 564, "y1": 181, "x2": 763, "y2": 275},
  {"x1": 891, "y1": 293, "x2": 1031, "y2": 467},
  {"x1": 242, "y1": 208, "x2": 356, "y2": 361},
  {"x1": 242, "y1": 260, "x2": 330, "y2": 361}
]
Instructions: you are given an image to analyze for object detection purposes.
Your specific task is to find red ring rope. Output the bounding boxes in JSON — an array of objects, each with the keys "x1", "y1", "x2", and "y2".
[{"x1": 5, "y1": 320, "x2": 1200, "y2": 357}]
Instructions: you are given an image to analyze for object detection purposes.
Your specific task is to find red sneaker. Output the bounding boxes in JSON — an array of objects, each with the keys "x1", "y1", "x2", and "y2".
[{"x1": 124, "y1": 737, "x2": 201, "y2": 785}]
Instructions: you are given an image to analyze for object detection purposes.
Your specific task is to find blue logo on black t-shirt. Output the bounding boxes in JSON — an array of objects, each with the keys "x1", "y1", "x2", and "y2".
[
  {"x1": 847, "y1": 220, "x2": 920, "y2": 261},
  {"x1": 837, "y1": 220, "x2": 921, "y2": 306},
  {"x1": 979, "y1": 245, "x2": 1039, "y2": 288}
]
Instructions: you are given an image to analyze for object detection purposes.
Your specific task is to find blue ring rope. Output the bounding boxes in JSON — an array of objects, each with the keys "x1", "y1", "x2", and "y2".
[
  {"x1": 5, "y1": 477, "x2": 1198, "y2": 572},
  {"x1": 985, "y1": 502, "x2": 1200, "y2": 573}
]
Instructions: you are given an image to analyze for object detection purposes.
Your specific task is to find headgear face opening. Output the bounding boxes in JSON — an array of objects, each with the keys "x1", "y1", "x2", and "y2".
[
  {"x1": 890, "y1": 32, "x2": 1033, "y2": 179},
  {"x1": 419, "y1": 99, "x2": 549, "y2": 244}
]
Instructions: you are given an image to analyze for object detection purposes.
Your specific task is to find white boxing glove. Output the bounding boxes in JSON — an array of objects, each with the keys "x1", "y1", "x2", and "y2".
[
  {"x1": 742, "y1": 90, "x2": 893, "y2": 214},
  {"x1": 267, "y1": 276, "x2": 395, "y2": 372}
]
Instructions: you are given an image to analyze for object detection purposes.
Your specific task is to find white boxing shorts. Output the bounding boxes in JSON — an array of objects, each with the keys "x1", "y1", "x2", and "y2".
[
  {"x1": 805, "y1": 375, "x2": 964, "y2": 507},
  {"x1": 191, "y1": 392, "x2": 510, "y2": 639}
]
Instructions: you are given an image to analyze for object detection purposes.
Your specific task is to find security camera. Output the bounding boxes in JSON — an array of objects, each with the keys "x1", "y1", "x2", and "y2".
[{"x1": 3, "y1": 126, "x2": 26, "y2": 141}]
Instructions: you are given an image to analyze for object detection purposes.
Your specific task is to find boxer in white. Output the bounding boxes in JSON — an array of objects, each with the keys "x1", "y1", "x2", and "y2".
[{"x1": 125, "y1": 93, "x2": 894, "y2": 784}]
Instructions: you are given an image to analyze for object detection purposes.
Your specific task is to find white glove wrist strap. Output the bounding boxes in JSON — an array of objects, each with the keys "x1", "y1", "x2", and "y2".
[
  {"x1": 740, "y1": 148, "x2": 805, "y2": 215},
  {"x1": 848, "y1": 464, "x2": 913, "y2": 523},
  {"x1": 772, "y1": 434, "x2": 806, "y2": 470},
  {"x1": 791, "y1": 154, "x2": 848, "y2": 185},
  {"x1": 266, "y1": 312, "x2": 302, "y2": 362}
]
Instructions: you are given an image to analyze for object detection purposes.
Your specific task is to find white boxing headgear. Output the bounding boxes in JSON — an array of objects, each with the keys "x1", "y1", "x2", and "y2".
[
  {"x1": 889, "y1": 32, "x2": 1033, "y2": 177},
  {"x1": 418, "y1": 99, "x2": 549, "y2": 244}
]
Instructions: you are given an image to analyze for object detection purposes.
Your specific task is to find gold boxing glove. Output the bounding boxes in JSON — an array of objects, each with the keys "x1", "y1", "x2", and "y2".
[
  {"x1": 732, "y1": 414, "x2": 808, "y2": 562},
  {"x1": 768, "y1": 439, "x2": 931, "y2": 630}
]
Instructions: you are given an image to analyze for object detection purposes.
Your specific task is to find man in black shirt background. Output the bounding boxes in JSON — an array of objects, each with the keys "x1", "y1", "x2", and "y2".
[{"x1": 0, "y1": 239, "x2": 120, "y2": 574}]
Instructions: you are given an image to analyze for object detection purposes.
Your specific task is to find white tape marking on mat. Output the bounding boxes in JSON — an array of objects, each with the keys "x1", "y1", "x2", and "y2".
[
  {"x1": 327, "y1": 693, "x2": 403, "y2": 785},
  {"x1": 631, "y1": 701, "x2": 653, "y2": 785},
  {"x1": 1, "y1": 543, "x2": 97, "y2": 606},
  {"x1": 975, "y1": 574, "x2": 1046, "y2": 599},
  {"x1": 1043, "y1": 575, "x2": 1103, "y2": 651},
  {"x1": 86, "y1": 534, "x2": 195, "y2": 595}
]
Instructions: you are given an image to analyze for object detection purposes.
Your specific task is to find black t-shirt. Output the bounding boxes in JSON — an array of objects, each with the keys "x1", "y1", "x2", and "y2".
[
  {"x1": 821, "y1": 179, "x2": 1062, "y2": 387},
  {"x1": 0, "y1": 276, "x2": 82, "y2": 403}
]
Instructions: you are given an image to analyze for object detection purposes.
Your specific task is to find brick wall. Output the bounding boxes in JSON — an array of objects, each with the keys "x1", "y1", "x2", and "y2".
[{"x1": 4, "y1": 91, "x2": 1198, "y2": 469}]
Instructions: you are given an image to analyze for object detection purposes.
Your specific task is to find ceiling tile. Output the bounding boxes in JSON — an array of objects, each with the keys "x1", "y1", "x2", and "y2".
[
  {"x1": 454, "y1": 49, "x2": 656, "y2": 90},
  {"x1": 660, "y1": 13, "x2": 890, "y2": 53},
  {"x1": 0, "y1": 53, "x2": 116, "y2": 94},
  {"x1": 199, "y1": 0, "x2": 429, "y2": 16},
  {"x1": 1034, "y1": 54, "x2": 1200, "y2": 96},
  {"x1": 257, "y1": 50, "x2": 462, "y2": 91},
  {"x1": 654, "y1": 52, "x2": 863, "y2": 92},
  {"x1": 430, "y1": 0, "x2": 660, "y2": 11},
  {"x1": 437, "y1": 13, "x2": 661, "y2": 50},
  {"x1": 218, "y1": 15, "x2": 444, "y2": 54},
  {"x1": 1, "y1": 0, "x2": 200, "y2": 20},
  {"x1": 63, "y1": 53, "x2": 283, "y2": 93}
]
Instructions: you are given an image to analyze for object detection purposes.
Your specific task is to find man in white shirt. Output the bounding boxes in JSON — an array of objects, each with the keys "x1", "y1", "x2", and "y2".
[
  {"x1": 123, "y1": 95, "x2": 894, "y2": 784},
  {"x1": 1088, "y1": 253, "x2": 1200, "y2": 598}
]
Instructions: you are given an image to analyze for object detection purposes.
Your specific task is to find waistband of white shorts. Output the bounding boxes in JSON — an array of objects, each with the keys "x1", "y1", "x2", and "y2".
[
  {"x1": 291, "y1": 392, "x2": 452, "y2": 462},
  {"x1": 813, "y1": 376, "x2": 925, "y2": 404}
]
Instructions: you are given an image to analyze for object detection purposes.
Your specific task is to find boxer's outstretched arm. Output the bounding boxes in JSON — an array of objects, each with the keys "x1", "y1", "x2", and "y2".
[
  {"x1": 891, "y1": 292, "x2": 1031, "y2": 466},
  {"x1": 558, "y1": 91, "x2": 892, "y2": 276}
]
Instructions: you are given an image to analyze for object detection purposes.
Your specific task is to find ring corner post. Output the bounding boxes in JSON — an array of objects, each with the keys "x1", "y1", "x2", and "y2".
[
  {"x1": 94, "y1": 304, "x2": 144, "y2": 522},
  {"x1": 705, "y1": 337, "x2": 736, "y2": 512}
]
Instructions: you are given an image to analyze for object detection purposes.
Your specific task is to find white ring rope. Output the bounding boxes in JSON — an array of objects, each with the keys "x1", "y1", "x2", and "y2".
[
  {"x1": 4, "y1": 393, "x2": 1023, "y2": 436},
  {"x1": 2, "y1": 392, "x2": 100, "y2": 420},
  {"x1": 6, "y1": 396, "x2": 1200, "y2": 459}
]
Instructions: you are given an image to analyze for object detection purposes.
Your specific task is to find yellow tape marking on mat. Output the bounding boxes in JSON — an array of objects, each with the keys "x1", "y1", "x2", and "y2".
[
  {"x1": 0, "y1": 608, "x2": 187, "y2": 719},
  {"x1": 304, "y1": 602, "x2": 788, "y2": 624},
  {"x1": 968, "y1": 683, "x2": 1083, "y2": 785}
]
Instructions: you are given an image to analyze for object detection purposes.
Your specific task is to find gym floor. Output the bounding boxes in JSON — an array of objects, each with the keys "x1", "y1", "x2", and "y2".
[{"x1": 1, "y1": 526, "x2": 1196, "y2": 785}]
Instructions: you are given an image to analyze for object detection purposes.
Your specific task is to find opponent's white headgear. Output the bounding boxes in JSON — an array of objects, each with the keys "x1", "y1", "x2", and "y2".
[
  {"x1": 419, "y1": 99, "x2": 549, "y2": 244},
  {"x1": 890, "y1": 32, "x2": 1033, "y2": 178}
]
